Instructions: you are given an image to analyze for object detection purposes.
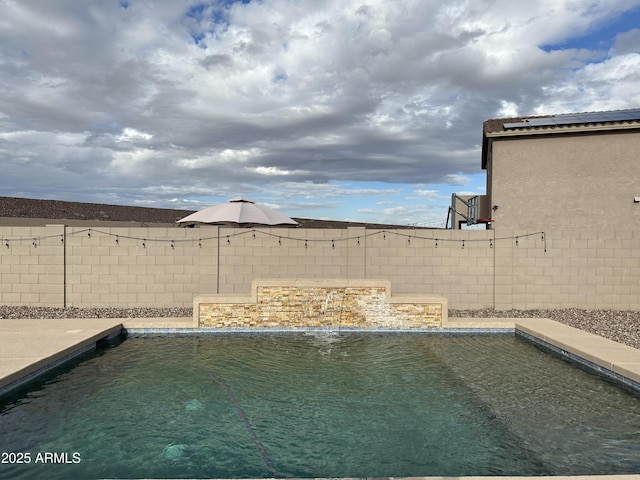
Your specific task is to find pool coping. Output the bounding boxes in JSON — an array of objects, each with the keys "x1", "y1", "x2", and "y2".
[
  {"x1": 513, "y1": 317, "x2": 640, "y2": 389},
  {"x1": 0, "y1": 317, "x2": 125, "y2": 396},
  {"x1": 1, "y1": 317, "x2": 640, "y2": 479}
]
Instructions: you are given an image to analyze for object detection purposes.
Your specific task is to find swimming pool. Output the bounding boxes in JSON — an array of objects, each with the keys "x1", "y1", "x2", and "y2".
[{"x1": 1, "y1": 333, "x2": 639, "y2": 479}]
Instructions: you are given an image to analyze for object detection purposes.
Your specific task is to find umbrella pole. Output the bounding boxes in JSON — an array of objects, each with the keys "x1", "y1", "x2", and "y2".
[{"x1": 216, "y1": 226, "x2": 220, "y2": 294}]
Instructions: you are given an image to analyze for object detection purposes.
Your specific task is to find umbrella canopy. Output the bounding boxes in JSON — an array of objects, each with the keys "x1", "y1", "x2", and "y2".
[{"x1": 177, "y1": 196, "x2": 299, "y2": 227}]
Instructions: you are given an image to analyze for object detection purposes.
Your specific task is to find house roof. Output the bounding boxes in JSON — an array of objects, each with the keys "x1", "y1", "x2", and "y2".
[
  {"x1": 0, "y1": 196, "x2": 434, "y2": 230},
  {"x1": 481, "y1": 107, "x2": 640, "y2": 169}
]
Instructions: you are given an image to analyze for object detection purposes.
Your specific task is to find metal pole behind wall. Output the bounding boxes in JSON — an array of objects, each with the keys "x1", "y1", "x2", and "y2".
[
  {"x1": 492, "y1": 231, "x2": 496, "y2": 310},
  {"x1": 63, "y1": 224, "x2": 67, "y2": 308},
  {"x1": 450, "y1": 194, "x2": 456, "y2": 229}
]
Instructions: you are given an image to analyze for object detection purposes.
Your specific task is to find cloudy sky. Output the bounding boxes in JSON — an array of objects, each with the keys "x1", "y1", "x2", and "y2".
[{"x1": 1, "y1": 0, "x2": 640, "y2": 226}]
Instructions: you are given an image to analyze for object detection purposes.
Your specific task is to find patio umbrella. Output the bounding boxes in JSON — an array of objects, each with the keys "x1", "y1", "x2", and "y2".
[{"x1": 177, "y1": 196, "x2": 299, "y2": 227}]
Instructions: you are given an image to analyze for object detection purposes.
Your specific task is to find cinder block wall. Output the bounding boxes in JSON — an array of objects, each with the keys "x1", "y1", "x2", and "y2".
[
  {"x1": 0, "y1": 225, "x2": 639, "y2": 310},
  {"x1": 64, "y1": 226, "x2": 217, "y2": 307},
  {"x1": 0, "y1": 225, "x2": 65, "y2": 306}
]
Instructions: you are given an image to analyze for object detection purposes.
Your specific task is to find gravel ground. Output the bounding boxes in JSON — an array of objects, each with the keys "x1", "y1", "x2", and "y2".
[
  {"x1": 0, "y1": 306, "x2": 638, "y2": 350},
  {"x1": 0, "y1": 306, "x2": 192, "y2": 320},
  {"x1": 450, "y1": 308, "x2": 640, "y2": 350}
]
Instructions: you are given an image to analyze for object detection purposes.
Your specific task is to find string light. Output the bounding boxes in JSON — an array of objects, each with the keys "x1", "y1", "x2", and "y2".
[{"x1": 0, "y1": 228, "x2": 548, "y2": 257}]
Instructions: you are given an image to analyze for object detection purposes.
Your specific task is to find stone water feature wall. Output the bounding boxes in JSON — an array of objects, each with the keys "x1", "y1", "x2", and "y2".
[{"x1": 195, "y1": 280, "x2": 447, "y2": 328}]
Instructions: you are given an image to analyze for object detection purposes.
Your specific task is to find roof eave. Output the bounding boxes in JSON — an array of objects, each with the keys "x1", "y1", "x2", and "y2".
[{"x1": 486, "y1": 121, "x2": 640, "y2": 138}]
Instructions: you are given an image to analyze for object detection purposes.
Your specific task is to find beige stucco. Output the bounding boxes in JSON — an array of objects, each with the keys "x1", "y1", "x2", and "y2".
[{"x1": 485, "y1": 130, "x2": 640, "y2": 230}]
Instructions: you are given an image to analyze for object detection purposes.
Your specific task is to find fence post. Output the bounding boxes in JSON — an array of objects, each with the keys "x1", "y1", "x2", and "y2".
[{"x1": 63, "y1": 224, "x2": 67, "y2": 308}]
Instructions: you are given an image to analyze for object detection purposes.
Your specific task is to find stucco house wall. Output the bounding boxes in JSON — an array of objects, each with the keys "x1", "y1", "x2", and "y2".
[{"x1": 482, "y1": 111, "x2": 640, "y2": 231}]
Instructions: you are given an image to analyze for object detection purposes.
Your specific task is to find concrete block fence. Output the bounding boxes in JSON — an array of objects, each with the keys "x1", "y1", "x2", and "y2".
[{"x1": 0, "y1": 224, "x2": 638, "y2": 310}]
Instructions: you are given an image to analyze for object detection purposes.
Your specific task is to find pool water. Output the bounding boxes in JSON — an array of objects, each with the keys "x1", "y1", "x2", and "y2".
[{"x1": 1, "y1": 333, "x2": 639, "y2": 479}]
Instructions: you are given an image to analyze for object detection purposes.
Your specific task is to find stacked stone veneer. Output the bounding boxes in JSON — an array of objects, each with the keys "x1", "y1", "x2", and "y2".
[{"x1": 196, "y1": 280, "x2": 447, "y2": 328}]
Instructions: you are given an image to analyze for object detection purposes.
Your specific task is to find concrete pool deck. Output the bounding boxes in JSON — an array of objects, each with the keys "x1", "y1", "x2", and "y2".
[{"x1": 0, "y1": 317, "x2": 125, "y2": 394}]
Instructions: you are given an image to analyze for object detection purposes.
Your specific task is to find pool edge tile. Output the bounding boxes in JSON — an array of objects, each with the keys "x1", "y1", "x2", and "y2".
[{"x1": 515, "y1": 318, "x2": 640, "y2": 388}]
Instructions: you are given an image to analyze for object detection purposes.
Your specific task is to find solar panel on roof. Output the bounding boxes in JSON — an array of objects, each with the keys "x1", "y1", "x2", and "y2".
[
  {"x1": 501, "y1": 108, "x2": 640, "y2": 130},
  {"x1": 526, "y1": 118, "x2": 556, "y2": 126},
  {"x1": 562, "y1": 110, "x2": 640, "y2": 124},
  {"x1": 611, "y1": 112, "x2": 631, "y2": 120},
  {"x1": 580, "y1": 113, "x2": 602, "y2": 123},
  {"x1": 503, "y1": 122, "x2": 529, "y2": 129},
  {"x1": 554, "y1": 115, "x2": 583, "y2": 125},
  {"x1": 606, "y1": 110, "x2": 640, "y2": 121},
  {"x1": 575, "y1": 113, "x2": 604, "y2": 123}
]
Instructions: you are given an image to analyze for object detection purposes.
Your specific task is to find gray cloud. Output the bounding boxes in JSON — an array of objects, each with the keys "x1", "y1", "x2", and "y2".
[
  {"x1": 1, "y1": 0, "x2": 639, "y2": 218},
  {"x1": 612, "y1": 28, "x2": 640, "y2": 55},
  {"x1": 200, "y1": 54, "x2": 235, "y2": 69}
]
